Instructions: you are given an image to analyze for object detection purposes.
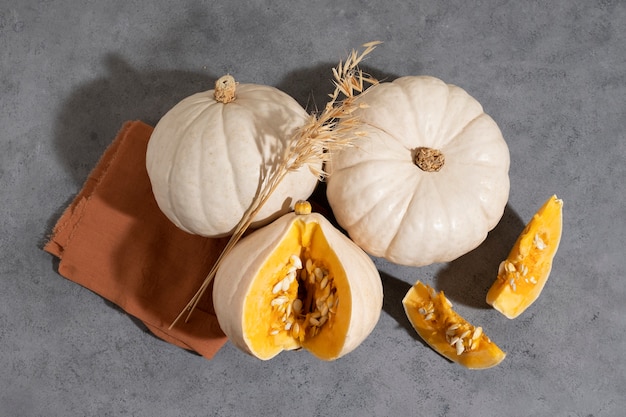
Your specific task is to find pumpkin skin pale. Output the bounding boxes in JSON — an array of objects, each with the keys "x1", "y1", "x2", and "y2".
[
  {"x1": 403, "y1": 281, "x2": 506, "y2": 369},
  {"x1": 213, "y1": 201, "x2": 383, "y2": 361},
  {"x1": 326, "y1": 75, "x2": 510, "y2": 267},
  {"x1": 146, "y1": 76, "x2": 320, "y2": 238},
  {"x1": 486, "y1": 195, "x2": 563, "y2": 319}
]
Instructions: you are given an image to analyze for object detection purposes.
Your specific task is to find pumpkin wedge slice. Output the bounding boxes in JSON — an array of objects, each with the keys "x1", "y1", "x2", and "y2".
[
  {"x1": 486, "y1": 195, "x2": 563, "y2": 319},
  {"x1": 403, "y1": 281, "x2": 506, "y2": 369}
]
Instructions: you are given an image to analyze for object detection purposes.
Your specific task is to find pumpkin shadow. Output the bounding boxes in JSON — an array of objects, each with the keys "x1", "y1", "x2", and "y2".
[
  {"x1": 380, "y1": 271, "x2": 429, "y2": 347},
  {"x1": 52, "y1": 53, "x2": 217, "y2": 189},
  {"x1": 275, "y1": 61, "x2": 399, "y2": 114},
  {"x1": 433, "y1": 204, "x2": 526, "y2": 308},
  {"x1": 45, "y1": 52, "x2": 218, "y2": 244}
]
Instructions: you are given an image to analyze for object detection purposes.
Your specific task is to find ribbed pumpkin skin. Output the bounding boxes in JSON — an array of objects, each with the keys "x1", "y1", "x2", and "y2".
[
  {"x1": 146, "y1": 83, "x2": 319, "y2": 237},
  {"x1": 213, "y1": 209, "x2": 383, "y2": 361},
  {"x1": 326, "y1": 75, "x2": 510, "y2": 267}
]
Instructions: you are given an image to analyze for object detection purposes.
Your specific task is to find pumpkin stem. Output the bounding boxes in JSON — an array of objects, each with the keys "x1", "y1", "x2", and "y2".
[
  {"x1": 414, "y1": 147, "x2": 445, "y2": 172},
  {"x1": 214, "y1": 75, "x2": 237, "y2": 103},
  {"x1": 294, "y1": 200, "x2": 312, "y2": 215}
]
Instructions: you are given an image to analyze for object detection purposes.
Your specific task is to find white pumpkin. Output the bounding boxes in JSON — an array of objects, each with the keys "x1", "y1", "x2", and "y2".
[
  {"x1": 146, "y1": 75, "x2": 320, "y2": 237},
  {"x1": 213, "y1": 201, "x2": 383, "y2": 360},
  {"x1": 326, "y1": 75, "x2": 510, "y2": 266}
]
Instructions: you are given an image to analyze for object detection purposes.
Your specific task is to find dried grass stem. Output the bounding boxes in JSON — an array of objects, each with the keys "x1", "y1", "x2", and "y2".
[{"x1": 170, "y1": 41, "x2": 381, "y2": 329}]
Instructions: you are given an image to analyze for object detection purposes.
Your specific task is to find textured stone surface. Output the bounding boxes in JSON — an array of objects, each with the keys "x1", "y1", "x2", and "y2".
[{"x1": 2, "y1": 0, "x2": 625, "y2": 415}]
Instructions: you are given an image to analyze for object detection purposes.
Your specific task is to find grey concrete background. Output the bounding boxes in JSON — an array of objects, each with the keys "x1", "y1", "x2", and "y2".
[{"x1": 2, "y1": 0, "x2": 625, "y2": 416}]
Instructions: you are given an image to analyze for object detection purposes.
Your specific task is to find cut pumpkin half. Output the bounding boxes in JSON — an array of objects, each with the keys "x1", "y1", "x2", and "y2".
[{"x1": 213, "y1": 201, "x2": 383, "y2": 361}]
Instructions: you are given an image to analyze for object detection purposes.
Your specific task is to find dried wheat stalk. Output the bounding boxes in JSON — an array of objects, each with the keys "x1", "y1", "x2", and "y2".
[{"x1": 170, "y1": 41, "x2": 381, "y2": 329}]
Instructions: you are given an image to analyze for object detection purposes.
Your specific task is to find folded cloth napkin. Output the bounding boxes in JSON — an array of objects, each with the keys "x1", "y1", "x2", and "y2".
[{"x1": 45, "y1": 120, "x2": 229, "y2": 359}]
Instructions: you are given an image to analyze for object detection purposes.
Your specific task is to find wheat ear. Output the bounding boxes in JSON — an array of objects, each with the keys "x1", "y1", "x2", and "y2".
[{"x1": 169, "y1": 41, "x2": 381, "y2": 329}]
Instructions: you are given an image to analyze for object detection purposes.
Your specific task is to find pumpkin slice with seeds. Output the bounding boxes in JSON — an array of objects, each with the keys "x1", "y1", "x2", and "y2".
[
  {"x1": 486, "y1": 195, "x2": 563, "y2": 319},
  {"x1": 403, "y1": 281, "x2": 506, "y2": 369},
  {"x1": 213, "y1": 201, "x2": 383, "y2": 361}
]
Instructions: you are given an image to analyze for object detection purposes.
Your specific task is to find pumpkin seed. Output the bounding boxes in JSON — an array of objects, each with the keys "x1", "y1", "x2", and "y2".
[
  {"x1": 498, "y1": 260, "x2": 506, "y2": 275},
  {"x1": 447, "y1": 323, "x2": 460, "y2": 332},
  {"x1": 505, "y1": 261, "x2": 517, "y2": 273},
  {"x1": 472, "y1": 326, "x2": 483, "y2": 340},
  {"x1": 314, "y1": 268, "x2": 324, "y2": 281},
  {"x1": 268, "y1": 255, "x2": 339, "y2": 343},
  {"x1": 271, "y1": 296, "x2": 289, "y2": 306},
  {"x1": 320, "y1": 276, "x2": 328, "y2": 289},
  {"x1": 455, "y1": 339, "x2": 465, "y2": 355},
  {"x1": 534, "y1": 233, "x2": 546, "y2": 250},
  {"x1": 272, "y1": 281, "x2": 283, "y2": 294},
  {"x1": 290, "y1": 254, "x2": 303, "y2": 270}
]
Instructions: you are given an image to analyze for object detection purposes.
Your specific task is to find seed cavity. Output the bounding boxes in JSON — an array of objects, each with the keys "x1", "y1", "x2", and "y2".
[{"x1": 268, "y1": 254, "x2": 337, "y2": 339}]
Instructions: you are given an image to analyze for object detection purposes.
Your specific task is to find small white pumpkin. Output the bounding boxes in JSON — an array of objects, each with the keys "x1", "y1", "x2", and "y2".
[
  {"x1": 146, "y1": 75, "x2": 320, "y2": 237},
  {"x1": 326, "y1": 75, "x2": 510, "y2": 266},
  {"x1": 213, "y1": 201, "x2": 383, "y2": 360}
]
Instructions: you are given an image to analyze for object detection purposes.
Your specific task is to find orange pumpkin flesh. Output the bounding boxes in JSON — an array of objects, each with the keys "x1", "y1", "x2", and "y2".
[
  {"x1": 486, "y1": 195, "x2": 563, "y2": 319},
  {"x1": 403, "y1": 281, "x2": 506, "y2": 369},
  {"x1": 242, "y1": 218, "x2": 352, "y2": 360}
]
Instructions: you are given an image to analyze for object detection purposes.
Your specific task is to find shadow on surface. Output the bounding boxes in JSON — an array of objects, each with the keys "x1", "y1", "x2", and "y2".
[
  {"x1": 380, "y1": 271, "x2": 428, "y2": 347},
  {"x1": 276, "y1": 62, "x2": 399, "y2": 113},
  {"x1": 434, "y1": 204, "x2": 525, "y2": 308},
  {"x1": 53, "y1": 53, "x2": 217, "y2": 188},
  {"x1": 44, "y1": 52, "x2": 217, "y2": 248}
]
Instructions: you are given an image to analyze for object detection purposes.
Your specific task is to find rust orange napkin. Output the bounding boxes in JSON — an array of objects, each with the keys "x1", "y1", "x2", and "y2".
[{"x1": 45, "y1": 120, "x2": 229, "y2": 359}]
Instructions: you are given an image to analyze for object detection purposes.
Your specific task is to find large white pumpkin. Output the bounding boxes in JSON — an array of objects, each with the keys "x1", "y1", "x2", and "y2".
[
  {"x1": 326, "y1": 75, "x2": 510, "y2": 266},
  {"x1": 146, "y1": 75, "x2": 320, "y2": 237}
]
